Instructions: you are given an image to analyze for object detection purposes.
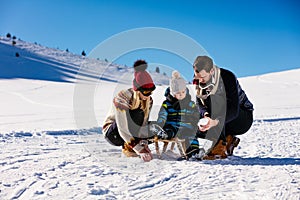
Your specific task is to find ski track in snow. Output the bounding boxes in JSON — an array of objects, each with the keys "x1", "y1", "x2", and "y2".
[{"x1": 0, "y1": 119, "x2": 299, "y2": 200}]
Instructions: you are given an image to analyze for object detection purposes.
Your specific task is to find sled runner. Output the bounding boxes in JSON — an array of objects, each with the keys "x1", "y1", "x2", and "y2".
[
  {"x1": 149, "y1": 124, "x2": 211, "y2": 160},
  {"x1": 149, "y1": 136, "x2": 187, "y2": 159},
  {"x1": 149, "y1": 124, "x2": 187, "y2": 159}
]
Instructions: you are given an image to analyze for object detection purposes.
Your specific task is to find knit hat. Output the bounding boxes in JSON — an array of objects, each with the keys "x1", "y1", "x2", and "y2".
[
  {"x1": 133, "y1": 60, "x2": 156, "y2": 94},
  {"x1": 170, "y1": 71, "x2": 186, "y2": 95}
]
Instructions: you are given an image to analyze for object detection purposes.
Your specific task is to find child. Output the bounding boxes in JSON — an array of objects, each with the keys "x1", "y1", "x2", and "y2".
[{"x1": 155, "y1": 71, "x2": 200, "y2": 158}]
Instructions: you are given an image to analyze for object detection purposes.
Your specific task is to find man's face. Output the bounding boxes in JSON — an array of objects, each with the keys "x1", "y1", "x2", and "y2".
[{"x1": 194, "y1": 68, "x2": 213, "y2": 85}]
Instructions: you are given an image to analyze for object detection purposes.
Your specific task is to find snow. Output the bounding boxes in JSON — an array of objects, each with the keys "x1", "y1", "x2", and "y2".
[{"x1": 0, "y1": 37, "x2": 299, "y2": 199}]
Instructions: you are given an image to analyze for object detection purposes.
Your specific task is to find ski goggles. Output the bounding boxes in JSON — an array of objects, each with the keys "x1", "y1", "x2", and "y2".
[
  {"x1": 140, "y1": 90, "x2": 153, "y2": 96},
  {"x1": 133, "y1": 79, "x2": 156, "y2": 96}
]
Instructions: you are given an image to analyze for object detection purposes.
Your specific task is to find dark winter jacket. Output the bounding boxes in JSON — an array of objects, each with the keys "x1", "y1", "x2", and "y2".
[
  {"x1": 196, "y1": 67, "x2": 253, "y2": 124},
  {"x1": 157, "y1": 87, "x2": 200, "y2": 139}
]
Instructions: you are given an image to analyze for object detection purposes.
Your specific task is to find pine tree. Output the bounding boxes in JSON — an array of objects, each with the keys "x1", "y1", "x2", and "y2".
[{"x1": 155, "y1": 66, "x2": 160, "y2": 73}]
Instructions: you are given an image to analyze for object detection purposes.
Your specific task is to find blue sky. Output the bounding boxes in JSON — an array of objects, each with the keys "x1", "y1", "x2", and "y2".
[{"x1": 1, "y1": 0, "x2": 299, "y2": 79}]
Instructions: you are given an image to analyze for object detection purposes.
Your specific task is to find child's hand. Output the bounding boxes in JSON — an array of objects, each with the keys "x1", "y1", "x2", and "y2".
[
  {"x1": 156, "y1": 130, "x2": 169, "y2": 139},
  {"x1": 150, "y1": 124, "x2": 169, "y2": 139}
]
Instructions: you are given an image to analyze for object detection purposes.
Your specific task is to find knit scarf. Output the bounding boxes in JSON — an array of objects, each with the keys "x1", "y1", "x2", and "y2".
[{"x1": 114, "y1": 89, "x2": 151, "y2": 126}]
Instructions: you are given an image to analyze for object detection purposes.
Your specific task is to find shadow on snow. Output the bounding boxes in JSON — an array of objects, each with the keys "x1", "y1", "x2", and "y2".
[
  {"x1": 255, "y1": 116, "x2": 300, "y2": 123},
  {"x1": 205, "y1": 156, "x2": 300, "y2": 166}
]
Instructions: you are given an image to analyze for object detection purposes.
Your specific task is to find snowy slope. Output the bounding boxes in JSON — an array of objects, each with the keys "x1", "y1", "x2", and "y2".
[
  {"x1": 0, "y1": 37, "x2": 299, "y2": 199},
  {"x1": 0, "y1": 37, "x2": 169, "y2": 84},
  {"x1": 0, "y1": 37, "x2": 169, "y2": 132},
  {"x1": 239, "y1": 70, "x2": 300, "y2": 119}
]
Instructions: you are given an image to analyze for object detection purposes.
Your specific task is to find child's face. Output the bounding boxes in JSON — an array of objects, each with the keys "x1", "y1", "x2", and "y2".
[{"x1": 174, "y1": 89, "x2": 186, "y2": 100}]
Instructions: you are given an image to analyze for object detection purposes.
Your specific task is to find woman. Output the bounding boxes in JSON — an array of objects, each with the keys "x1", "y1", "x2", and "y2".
[{"x1": 102, "y1": 60, "x2": 156, "y2": 162}]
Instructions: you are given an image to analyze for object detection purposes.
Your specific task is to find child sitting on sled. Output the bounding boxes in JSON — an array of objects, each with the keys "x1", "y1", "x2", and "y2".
[{"x1": 152, "y1": 71, "x2": 200, "y2": 158}]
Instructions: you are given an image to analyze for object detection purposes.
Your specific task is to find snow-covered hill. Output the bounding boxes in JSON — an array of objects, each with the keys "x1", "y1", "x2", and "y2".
[
  {"x1": 0, "y1": 37, "x2": 299, "y2": 199},
  {"x1": 0, "y1": 36, "x2": 169, "y2": 84}
]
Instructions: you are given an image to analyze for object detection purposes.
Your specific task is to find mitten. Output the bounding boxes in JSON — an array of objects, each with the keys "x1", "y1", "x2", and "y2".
[
  {"x1": 156, "y1": 129, "x2": 169, "y2": 139},
  {"x1": 149, "y1": 124, "x2": 171, "y2": 139}
]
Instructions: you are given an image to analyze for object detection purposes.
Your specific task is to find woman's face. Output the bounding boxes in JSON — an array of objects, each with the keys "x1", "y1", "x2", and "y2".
[{"x1": 139, "y1": 91, "x2": 151, "y2": 101}]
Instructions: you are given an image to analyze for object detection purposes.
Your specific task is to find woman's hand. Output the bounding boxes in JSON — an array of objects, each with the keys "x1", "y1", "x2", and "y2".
[{"x1": 138, "y1": 143, "x2": 153, "y2": 162}]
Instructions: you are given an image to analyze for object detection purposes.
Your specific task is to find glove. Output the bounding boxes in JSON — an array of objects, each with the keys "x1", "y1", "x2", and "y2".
[
  {"x1": 149, "y1": 124, "x2": 169, "y2": 139},
  {"x1": 156, "y1": 129, "x2": 169, "y2": 139}
]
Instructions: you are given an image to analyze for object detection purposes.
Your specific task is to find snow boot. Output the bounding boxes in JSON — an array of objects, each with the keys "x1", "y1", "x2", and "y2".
[
  {"x1": 226, "y1": 135, "x2": 240, "y2": 156},
  {"x1": 203, "y1": 140, "x2": 227, "y2": 160},
  {"x1": 177, "y1": 138, "x2": 200, "y2": 161},
  {"x1": 192, "y1": 148, "x2": 206, "y2": 160},
  {"x1": 122, "y1": 143, "x2": 138, "y2": 157}
]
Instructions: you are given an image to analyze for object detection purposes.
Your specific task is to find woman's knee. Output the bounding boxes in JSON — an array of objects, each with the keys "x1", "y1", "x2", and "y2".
[{"x1": 104, "y1": 122, "x2": 124, "y2": 146}]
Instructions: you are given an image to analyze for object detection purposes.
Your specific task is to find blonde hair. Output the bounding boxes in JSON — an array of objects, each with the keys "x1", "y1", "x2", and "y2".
[{"x1": 131, "y1": 91, "x2": 151, "y2": 125}]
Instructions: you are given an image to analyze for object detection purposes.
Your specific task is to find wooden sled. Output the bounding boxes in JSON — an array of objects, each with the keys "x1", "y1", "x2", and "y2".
[{"x1": 150, "y1": 136, "x2": 186, "y2": 159}]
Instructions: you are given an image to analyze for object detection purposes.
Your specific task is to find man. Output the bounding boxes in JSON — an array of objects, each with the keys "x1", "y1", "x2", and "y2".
[{"x1": 193, "y1": 56, "x2": 254, "y2": 159}]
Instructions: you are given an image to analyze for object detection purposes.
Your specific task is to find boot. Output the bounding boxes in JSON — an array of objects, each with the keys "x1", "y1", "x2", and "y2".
[
  {"x1": 203, "y1": 140, "x2": 227, "y2": 160},
  {"x1": 122, "y1": 143, "x2": 138, "y2": 157},
  {"x1": 226, "y1": 135, "x2": 240, "y2": 156}
]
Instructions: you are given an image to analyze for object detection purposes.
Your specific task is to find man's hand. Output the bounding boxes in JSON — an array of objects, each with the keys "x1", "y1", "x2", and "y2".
[{"x1": 198, "y1": 117, "x2": 219, "y2": 132}]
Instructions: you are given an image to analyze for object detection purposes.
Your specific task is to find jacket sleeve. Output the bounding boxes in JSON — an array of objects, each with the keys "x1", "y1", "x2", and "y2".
[
  {"x1": 112, "y1": 90, "x2": 139, "y2": 153},
  {"x1": 156, "y1": 101, "x2": 168, "y2": 127},
  {"x1": 114, "y1": 105, "x2": 146, "y2": 153},
  {"x1": 114, "y1": 106, "x2": 133, "y2": 143},
  {"x1": 191, "y1": 102, "x2": 201, "y2": 127},
  {"x1": 222, "y1": 69, "x2": 240, "y2": 123},
  {"x1": 196, "y1": 97, "x2": 208, "y2": 118}
]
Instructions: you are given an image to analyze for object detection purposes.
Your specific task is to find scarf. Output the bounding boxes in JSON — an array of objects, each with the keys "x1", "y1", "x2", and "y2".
[
  {"x1": 196, "y1": 65, "x2": 220, "y2": 104},
  {"x1": 114, "y1": 89, "x2": 151, "y2": 126}
]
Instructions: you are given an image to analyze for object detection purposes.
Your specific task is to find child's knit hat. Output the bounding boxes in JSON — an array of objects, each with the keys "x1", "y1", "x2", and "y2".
[{"x1": 170, "y1": 71, "x2": 186, "y2": 95}]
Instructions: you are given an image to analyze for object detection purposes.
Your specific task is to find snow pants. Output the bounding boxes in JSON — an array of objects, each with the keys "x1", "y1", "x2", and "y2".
[
  {"x1": 197, "y1": 107, "x2": 253, "y2": 147},
  {"x1": 104, "y1": 121, "x2": 124, "y2": 146},
  {"x1": 103, "y1": 108, "x2": 153, "y2": 146},
  {"x1": 225, "y1": 107, "x2": 253, "y2": 136}
]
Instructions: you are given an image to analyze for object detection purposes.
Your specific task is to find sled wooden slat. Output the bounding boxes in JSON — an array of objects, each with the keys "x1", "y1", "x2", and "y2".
[{"x1": 150, "y1": 136, "x2": 186, "y2": 158}]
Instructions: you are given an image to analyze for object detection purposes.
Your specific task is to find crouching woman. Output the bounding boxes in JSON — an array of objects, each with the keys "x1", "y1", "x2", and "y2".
[{"x1": 102, "y1": 60, "x2": 156, "y2": 162}]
